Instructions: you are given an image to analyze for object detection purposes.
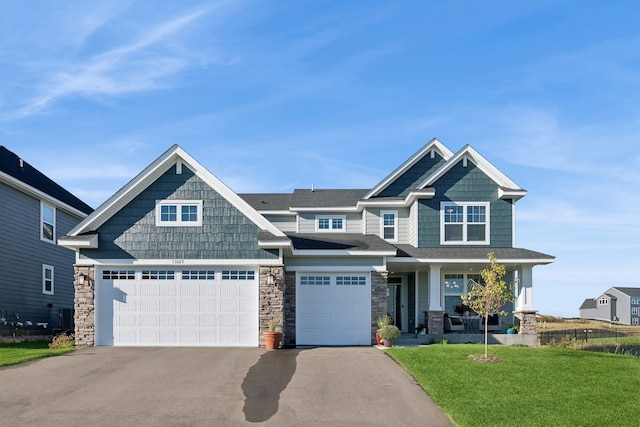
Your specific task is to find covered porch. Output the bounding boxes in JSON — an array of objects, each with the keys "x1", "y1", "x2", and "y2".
[{"x1": 385, "y1": 246, "x2": 555, "y2": 338}]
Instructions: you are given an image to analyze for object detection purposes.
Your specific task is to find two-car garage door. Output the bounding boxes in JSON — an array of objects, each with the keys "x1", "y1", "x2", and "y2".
[{"x1": 96, "y1": 268, "x2": 258, "y2": 346}]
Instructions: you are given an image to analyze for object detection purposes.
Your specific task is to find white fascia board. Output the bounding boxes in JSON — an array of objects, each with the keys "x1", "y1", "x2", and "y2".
[
  {"x1": 285, "y1": 265, "x2": 386, "y2": 272},
  {"x1": 418, "y1": 145, "x2": 523, "y2": 191},
  {"x1": 67, "y1": 145, "x2": 286, "y2": 238},
  {"x1": 389, "y1": 257, "x2": 555, "y2": 265},
  {"x1": 289, "y1": 206, "x2": 360, "y2": 213},
  {"x1": 498, "y1": 188, "x2": 527, "y2": 201},
  {"x1": 74, "y1": 258, "x2": 284, "y2": 266},
  {"x1": 291, "y1": 249, "x2": 397, "y2": 257},
  {"x1": 357, "y1": 189, "x2": 435, "y2": 209},
  {"x1": 58, "y1": 234, "x2": 98, "y2": 249},
  {"x1": 258, "y1": 239, "x2": 292, "y2": 248},
  {"x1": 363, "y1": 138, "x2": 454, "y2": 199},
  {"x1": 258, "y1": 210, "x2": 296, "y2": 215},
  {"x1": 0, "y1": 172, "x2": 90, "y2": 219}
]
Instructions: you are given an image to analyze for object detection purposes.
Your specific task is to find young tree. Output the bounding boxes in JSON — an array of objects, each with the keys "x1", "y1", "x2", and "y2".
[{"x1": 462, "y1": 252, "x2": 516, "y2": 359}]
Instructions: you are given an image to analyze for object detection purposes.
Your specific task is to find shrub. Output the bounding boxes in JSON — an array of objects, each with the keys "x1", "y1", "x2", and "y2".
[
  {"x1": 378, "y1": 325, "x2": 401, "y2": 341},
  {"x1": 49, "y1": 333, "x2": 74, "y2": 349}
]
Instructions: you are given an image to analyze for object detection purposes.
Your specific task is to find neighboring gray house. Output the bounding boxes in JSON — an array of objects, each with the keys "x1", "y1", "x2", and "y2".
[
  {"x1": 60, "y1": 140, "x2": 554, "y2": 347},
  {"x1": 580, "y1": 287, "x2": 640, "y2": 325},
  {"x1": 0, "y1": 146, "x2": 93, "y2": 329}
]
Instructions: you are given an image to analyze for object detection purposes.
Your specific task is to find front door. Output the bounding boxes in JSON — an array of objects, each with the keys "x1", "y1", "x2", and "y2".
[{"x1": 387, "y1": 277, "x2": 402, "y2": 330}]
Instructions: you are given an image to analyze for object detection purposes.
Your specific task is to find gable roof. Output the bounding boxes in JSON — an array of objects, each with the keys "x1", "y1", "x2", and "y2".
[
  {"x1": 580, "y1": 299, "x2": 597, "y2": 310},
  {"x1": 0, "y1": 146, "x2": 93, "y2": 216},
  {"x1": 240, "y1": 193, "x2": 293, "y2": 212},
  {"x1": 610, "y1": 287, "x2": 640, "y2": 297},
  {"x1": 363, "y1": 138, "x2": 453, "y2": 199},
  {"x1": 394, "y1": 245, "x2": 554, "y2": 264},
  {"x1": 63, "y1": 145, "x2": 285, "y2": 239},
  {"x1": 418, "y1": 145, "x2": 526, "y2": 200}
]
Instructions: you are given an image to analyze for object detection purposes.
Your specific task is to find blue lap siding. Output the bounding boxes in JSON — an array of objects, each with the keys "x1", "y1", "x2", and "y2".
[{"x1": 80, "y1": 165, "x2": 278, "y2": 260}]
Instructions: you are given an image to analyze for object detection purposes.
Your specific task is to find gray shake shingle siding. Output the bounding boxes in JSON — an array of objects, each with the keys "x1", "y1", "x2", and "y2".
[
  {"x1": 418, "y1": 160, "x2": 513, "y2": 248},
  {"x1": 377, "y1": 152, "x2": 447, "y2": 197},
  {"x1": 80, "y1": 165, "x2": 277, "y2": 260}
]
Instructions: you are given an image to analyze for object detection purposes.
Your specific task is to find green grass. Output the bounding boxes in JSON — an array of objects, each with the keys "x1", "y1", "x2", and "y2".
[
  {"x1": 387, "y1": 344, "x2": 640, "y2": 427},
  {"x1": 0, "y1": 340, "x2": 75, "y2": 367}
]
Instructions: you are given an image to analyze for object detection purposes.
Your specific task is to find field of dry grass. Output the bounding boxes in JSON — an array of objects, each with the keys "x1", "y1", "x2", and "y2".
[{"x1": 536, "y1": 315, "x2": 640, "y2": 333}]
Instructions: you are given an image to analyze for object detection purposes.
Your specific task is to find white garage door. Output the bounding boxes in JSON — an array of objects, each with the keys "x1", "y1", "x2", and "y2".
[
  {"x1": 296, "y1": 273, "x2": 371, "y2": 345},
  {"x1": 96, "y1": 268, "x2": 259, "y2": 346}
]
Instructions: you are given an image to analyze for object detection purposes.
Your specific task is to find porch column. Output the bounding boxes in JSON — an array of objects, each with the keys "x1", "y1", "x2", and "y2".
[
  {"x1": 427, "y1": 265, "x2": 444, "y2": 334},
  {"x1": 74, "y1": 265, "x2": 95, "y2": 347},
  {"x1": 514, "y1": 265, "x2": 537, "y2": 335}
]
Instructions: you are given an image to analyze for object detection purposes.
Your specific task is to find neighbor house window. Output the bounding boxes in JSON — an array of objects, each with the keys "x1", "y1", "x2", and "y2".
[
  {"x1": 633, "y1": 318, "x2": 639, "y2": 325},
  {"x1": 155, "y1": 200, "x2": 203, "y2": 226},
  {"x1": 380, "y1": 211, "x2": 398, "y2": 242},
  {"x1": 43, "y1": 265, "x2": 54, "y2": 295},
  {"x1": 632, "y1": 307, "x2": 638, "y2": 315},
  {"x1": 441, "y1": 202, "x2": 489, "y2": 244},
  {"x1": 41, "y1": 202, "x2": 55, "y2": 243},
  {"x1": 598, "y1": 297, "x2": 608, "y2": 305},
  {"x1": 632, "y1": 297, "x2": 640, "y2": 305},
  {"x1": 315, "y1": 215, "x2": 345, "y2": 232}
]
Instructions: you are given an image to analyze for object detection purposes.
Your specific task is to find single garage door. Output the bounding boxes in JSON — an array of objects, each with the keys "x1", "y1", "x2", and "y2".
[
  {"x1": 96, "y1": 268, "x2": 259, "y2": 346},
  {"x1": 296, "y1": 273, "x2": 371, "y2": 345}
]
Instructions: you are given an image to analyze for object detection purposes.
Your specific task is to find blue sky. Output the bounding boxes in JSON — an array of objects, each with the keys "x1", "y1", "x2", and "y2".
[{"x1": 2, "y1": 1, "x2": 639, "y2": 318}]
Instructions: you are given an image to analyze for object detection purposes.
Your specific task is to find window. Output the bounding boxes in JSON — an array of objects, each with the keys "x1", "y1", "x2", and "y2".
[
  {"x1": 441, "y1": 202, "x2": 489, "y2": 244},
  {"x1": 631, "y1": 297, "x2": 640, "y2": 305},
  {"x1": 43, "y1": 265, "x2": 54, "y2": 295},
  {"x1": 315, "y1": 215, "x2": 346, "y2": 232},
  {"x1": 156, "y1": 200, "x2": 203, "y2": 226},
  {"x1": 444, "y1": 273, "x2": 483, "y2": 314},
  {"x1": 633, "y1": 318, "x2": 639, "y2": 325},
  {"x1": 222, "y1": 270, "x2": 255, "y2": 280},
  {"x1": 141, "y1": 270, "x2": 175, "y2": 280},
  {"x1": 380, "y1": 211, "x2": 398, "y2": 241},
  {"x1": 300, "y1": 276, "x2": 330, "y2": 286},
  {"x1": 41, "y1": 202, "x2": 55, "y2": 242},
  {"x1": 336, "y1": 276, "x2": 366, "y2": 286},
  {"x1": 103, "y1": 270, "x2": 135, "y2": 280},
  {"x1": 182, "y1": 270, "x2": 215, "y2": 280},
  {"x1": 598, "y1": 297, "x2": 608, "y2": 305},
  {"x1": 632, "y1": 307, "x2": 638, "y2": 315}
]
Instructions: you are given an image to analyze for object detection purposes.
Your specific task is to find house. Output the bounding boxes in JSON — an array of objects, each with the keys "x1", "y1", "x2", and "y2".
[
  {"x1": 60, "y1": 140, "x2": 554, "y2": 347},
  {"x1": 0, "y1": 146, "x2": 93, "y2": 330},
  {"x1": 579, "y1": 287, "x2": 640, "y2": 325}
]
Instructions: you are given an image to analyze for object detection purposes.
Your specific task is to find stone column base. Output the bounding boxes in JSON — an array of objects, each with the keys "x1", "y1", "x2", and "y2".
[
  {"x1": 427, "y1": 311, "x2": 444, "y2": 335},
  {"x1": 514, "y1": 310, "x2": 537, "y2": 335}
]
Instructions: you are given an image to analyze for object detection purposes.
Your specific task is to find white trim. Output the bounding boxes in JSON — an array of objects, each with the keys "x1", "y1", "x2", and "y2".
[
  {"x1": 362, "y1": 208, "x2": 367, "y2": 234},
  {"x1": 418, "y1": 145, "x2": 523, "y2": 192},
  {"x1": 42, "y1": 264, "x2": 54, "y2": 295},
  {"x1": 74, "y1": 258, "x2": 284, "y2": 266},
  {"x1": 0, "y1": 171, "x2": 90, "y2": 219},
  {"x1": 389, "y1": 257, "x2": 554, "y2": 265},
  {"x1": 364, "y1": 138, "x2": 454, "y2": 199},
  {"x1": 440, "y1": 202, "x2": 490, "y2": 245},
  {"x1": 498, "y1": 188, "x2": 527, "y2": 201},
  {"x1": 380, "y1": 210, "x2": 398, "y2": 242},
  {"x1": 57, "y1": 234, "x2": 98, "y2": 248},
  {"x1": 292, "y1": 207, "x2": 359, "y2": 213},
  {"x1": 64, "y1": 145, "x2": 285, "y2": 239},
  {"x1": 40, "y1": 201, "x2": 56, "y2": 244},
  {"x1": 315, "y1": 214, "x2": 346, "y2": 232},
  {"x1": 155, "y1": 199, "x2": 203, "y2": 227},
  {"x1": 257, "y1": 239, "x2": 292, "y2": 248},
  {"x1": 286, "y1": 265, "x2": 382, "y2": 272},
  {"x1": 291, "y1": 249, "x2": 396, "y2": 257},
  {"x1": 512, "y1": 203, "x2": 516, "y2": 247},
  {"x1": 257, "y1": 210, "x2": 296, "y2": 215}
]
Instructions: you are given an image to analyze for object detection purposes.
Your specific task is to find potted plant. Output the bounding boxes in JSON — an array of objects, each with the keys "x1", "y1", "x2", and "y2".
[
  {"x1": 378, "y1": 324, "x2": 401, "y2": 347},
  {"x1": 264, "y1": 319, "x2": 283, "y2": 349},
  {"x1": 506, "y1": 324, "x2": 519, "y2": 334},
  {"x1": 376, "y1": 314, "x2": 392, "y2": 345},
  {"x1": 415, "y1": 323, "x2": 427, "y2": 335}
]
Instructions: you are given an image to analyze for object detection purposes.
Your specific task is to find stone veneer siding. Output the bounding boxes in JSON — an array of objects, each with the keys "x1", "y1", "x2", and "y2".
[
  {"x1": 514, "y1": 310, "x2": 537, "y2": 335},
  {"x1": 259, "y1": 265, "x2": 285, "y2": 347},
  {"x1": 283, "y1": 271, "x2": 296, "y2": 347},
  {"x1": 427, "y1": 311, "x2": 445, "y2": 335},
  {"x1": 371, "y1": 271, "x2": 388, "y2": 344},
  {"x1": 74, "y1": 265, "x2": 96, "y2": 347}
]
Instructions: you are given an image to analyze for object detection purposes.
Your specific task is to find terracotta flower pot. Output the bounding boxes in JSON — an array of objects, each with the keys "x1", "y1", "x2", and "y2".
[
  {"x1": 383, "y1": 339, "x2": 392, "y2": 348},
  {"x1": 264, "y1": 331, "x2": 282, "y2": 349}
]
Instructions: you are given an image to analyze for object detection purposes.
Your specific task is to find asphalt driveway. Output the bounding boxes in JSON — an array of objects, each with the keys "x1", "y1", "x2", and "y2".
[{"x1": 0, "y1": 346, "x2": 454, "y2": 426}]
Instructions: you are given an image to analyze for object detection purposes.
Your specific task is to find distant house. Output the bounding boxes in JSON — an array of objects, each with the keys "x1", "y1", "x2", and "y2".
[
  {"x1": 580, "y1": 287, "x2": 640, "y2": 325},
  {"x1": 60, "y1": 141, "x2": 554, "y2": 347},
  {"x1": 0, "y1": 146, "x2": 93, "y2": 329}
]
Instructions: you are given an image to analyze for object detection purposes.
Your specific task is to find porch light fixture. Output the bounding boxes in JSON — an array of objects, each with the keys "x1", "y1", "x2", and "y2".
[{"x1": 267, "y1": 270, "x2": 276, "y2": 286}]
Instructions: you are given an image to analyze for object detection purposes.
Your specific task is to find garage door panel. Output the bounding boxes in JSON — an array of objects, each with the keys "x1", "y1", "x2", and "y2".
[
  {"x1": 296, "y1": 273, "x2": 371, "y2": 346},
  {"x1": 159, "y1": 284, "x2": 175, "y2": 296},
  {"x1": 159, "y1": 314, "x2": 177, "y2": 327}
]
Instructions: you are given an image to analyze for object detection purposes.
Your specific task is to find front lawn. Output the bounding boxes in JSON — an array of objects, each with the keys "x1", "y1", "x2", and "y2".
[
  {"x1": 387, "y1": 344, "x2": 640, "y2": 427},
  {"x1": 0, "y1": 341, "x2": 75, "y2": 367}
]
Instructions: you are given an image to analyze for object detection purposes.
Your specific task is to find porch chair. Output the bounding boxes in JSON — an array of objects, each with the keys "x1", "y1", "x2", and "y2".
[
  {"x1": 478, "y1": 315, "x2": 502, "y2": 332},
  {"x1": 444, "y1": 314, "x2": 464, "y2": 333}
]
